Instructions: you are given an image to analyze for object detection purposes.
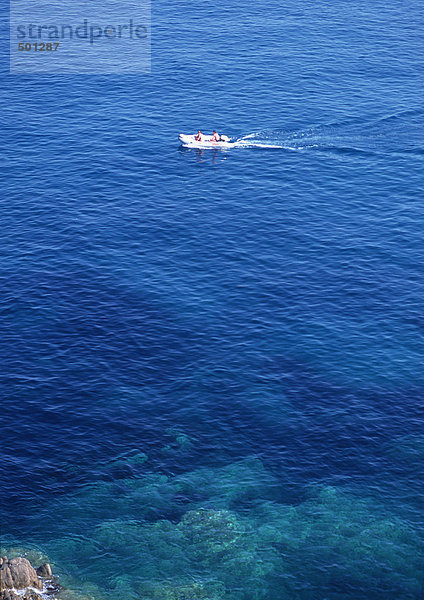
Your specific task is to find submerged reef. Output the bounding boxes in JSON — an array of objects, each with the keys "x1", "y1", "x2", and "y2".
[
  {"x1": 9, "y1": 454, "x2": 424, "y2": 600},
  {"x1": 137, "y1": 579, "x2": 225, "y2": 600},
  {"x1": 178, "y1": 508, "x2": 284, "y2": 597},
  {"x1": 251, "y1": 485, "x2": 424, "y2": 598}
]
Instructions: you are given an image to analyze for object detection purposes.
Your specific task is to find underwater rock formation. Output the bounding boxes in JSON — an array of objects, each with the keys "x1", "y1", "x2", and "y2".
[
  {"x1": 137, "y1": 579, "x2": 225, "y2": 600},
  {"x1": 171, "y1": 457, "x2": 281, "y2": 510},
  {"x1": 250, "y1": 485, "x2": 424, "y2": 598},
  {"x1": 177, "y1": 508, "x2": 287, "y2": 600},
  {"x1": 179, "y1": 508, "x2": 245, "y2": 559},
  {"x1": 14, "y1": 455, "x2": 424, "y2": 600}
]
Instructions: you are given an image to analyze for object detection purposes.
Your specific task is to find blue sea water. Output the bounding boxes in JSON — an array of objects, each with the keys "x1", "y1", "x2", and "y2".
[{"x1": 1, "y1": 0, "x2": 424, "y2": 598}]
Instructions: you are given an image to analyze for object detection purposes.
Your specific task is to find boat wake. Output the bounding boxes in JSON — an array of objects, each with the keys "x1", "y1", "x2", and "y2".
[
  {"x1": 235, "y1": 110, "x2": 424, "y2": 155},
  {"x1": 232, "y1": 131, "x2": 303, "y2": 150},
  {"x1": 234, "y1": 126, "x2": 376, "y2": 153}
]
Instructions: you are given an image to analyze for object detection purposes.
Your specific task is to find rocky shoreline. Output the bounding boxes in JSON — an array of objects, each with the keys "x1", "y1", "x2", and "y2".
[{"x1": 0, "y1": 556, "x2": 60, "y2": 600}]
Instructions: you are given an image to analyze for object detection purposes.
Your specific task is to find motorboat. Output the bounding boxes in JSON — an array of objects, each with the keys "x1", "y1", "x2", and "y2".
[{"x1": 179, "y1": 133, "x2": 235, "y2": 148}]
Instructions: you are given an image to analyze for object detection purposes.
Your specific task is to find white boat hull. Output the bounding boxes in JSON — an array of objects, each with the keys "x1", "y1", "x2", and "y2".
[{"x1": 179, "y1": 134, "x2": 235, "y2": 149}]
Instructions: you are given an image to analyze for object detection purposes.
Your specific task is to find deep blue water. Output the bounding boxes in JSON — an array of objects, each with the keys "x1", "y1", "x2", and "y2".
[{"x1": 2, "y1": 0, "x2": 424, "y2": 598}]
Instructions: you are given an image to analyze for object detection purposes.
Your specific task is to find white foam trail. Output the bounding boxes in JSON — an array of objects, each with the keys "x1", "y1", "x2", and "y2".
[
  {"x1": 233, "y1": 141, "x2": 285, "y2": 149},
  {"x1": 240, "y1": 132, "x2": 261, "y2": 140}
]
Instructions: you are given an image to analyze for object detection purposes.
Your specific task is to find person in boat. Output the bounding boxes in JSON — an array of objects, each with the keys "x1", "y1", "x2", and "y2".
[
  {"x1": 212, "y1": 130, "x2": 220, "y2": 142},
  {"x1": 195, "y1": 131, "x2": 203, "y2": 141}
]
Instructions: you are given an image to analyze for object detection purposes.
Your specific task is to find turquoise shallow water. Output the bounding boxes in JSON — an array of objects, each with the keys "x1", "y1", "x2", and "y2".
[{"x1": 2, "y1": 0, "x2": 424, "y2": 597}]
